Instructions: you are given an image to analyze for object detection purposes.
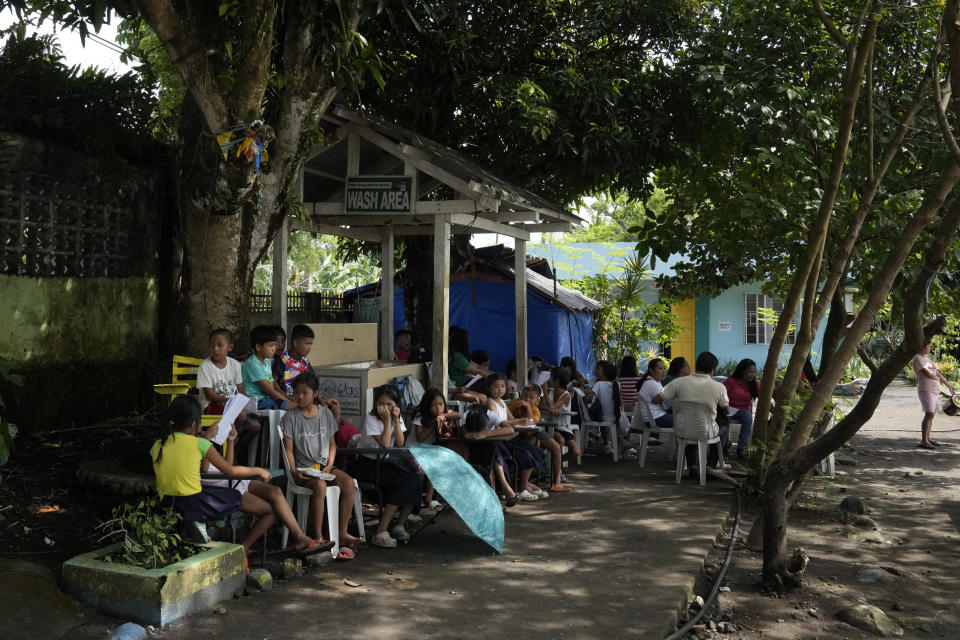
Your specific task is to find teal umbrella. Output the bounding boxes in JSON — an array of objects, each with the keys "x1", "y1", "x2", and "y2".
[{"x1": 407, "y1": 443, "x2": 504, "y2": 553}]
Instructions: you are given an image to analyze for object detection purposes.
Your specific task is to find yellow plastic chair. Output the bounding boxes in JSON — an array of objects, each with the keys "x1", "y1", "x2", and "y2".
[{"x1": 153, "y1": 355, "x2": 220, "y2": 427}]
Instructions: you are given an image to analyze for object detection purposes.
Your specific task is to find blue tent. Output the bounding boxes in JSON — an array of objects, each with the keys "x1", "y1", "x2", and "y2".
[
  {"x1": 391, "y1": 278, "x2": 596, "y2": 375},
  {"x1": 347, "y1": 252, "x2": 599, "y2": 375}
]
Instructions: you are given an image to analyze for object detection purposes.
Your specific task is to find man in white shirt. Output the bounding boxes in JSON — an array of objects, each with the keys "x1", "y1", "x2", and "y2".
[{"x1": 655, "y1": 351, "x2": 731, "y2": 475}]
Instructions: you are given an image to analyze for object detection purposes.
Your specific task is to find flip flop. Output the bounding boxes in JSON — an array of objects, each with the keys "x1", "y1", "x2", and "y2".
[
  {"x1": 929, "y1": 440, "x2": 942, "y2": 446},
  {"x1": 549, "y1": 485, "x2": 572, "y2": 492},
  {"x1": 918, "y1": 442, "x2": 936, "y2": 450},
  {"x1": 336, "y1": 546, "x2": 355, "y2": 560},
  {"x1": 295, "y1": 539, "x2": 335, "y2": 556}
]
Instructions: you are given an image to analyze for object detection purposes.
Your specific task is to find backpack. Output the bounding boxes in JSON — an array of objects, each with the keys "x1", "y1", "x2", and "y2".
[{"x1": 392, "y1": 374, "x2": 425, "y2": 410}]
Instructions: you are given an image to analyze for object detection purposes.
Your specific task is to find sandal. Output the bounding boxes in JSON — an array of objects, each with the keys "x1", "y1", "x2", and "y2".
[
  {"x1": 295, "y1": 539, "x2": 335, "y2": 556},
  {"x1": 336, "y1": 546, "x2": 356, "y2": 560},
  {"x1": 533, "y1": 488, "x2": 549, "y2": 499},
  {"x1": 390, "y1": 525, "x2": 411, "y2": 542},
  {"x1": 929, "y1": 439, "x2": 942, "y2": 446},
  {"x1": 504, "y1": 496, "x2": 518, "y2": 507},
  {"x1": 918, "y1": 442, "x2": 936, "y2": 450},
  {"x1": 370, "y1": 531, "x2": 397, "y2": 548},
  {"x1": 549, "y1": 484, "x2": 572, "y2": 492}
]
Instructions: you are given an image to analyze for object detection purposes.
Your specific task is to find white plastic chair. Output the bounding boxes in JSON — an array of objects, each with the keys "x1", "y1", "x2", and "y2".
[
  {"x1": 274, "y1": 422, "x2": 365, "y2": 554},
  {"x1": 630, "y1": 400, "x2": 675, "y2": 468},
  {"x1": 672, "y1": 401, "x2": 725, "y2": 486},
  {"x1": 574, "y1": 392, "x2": 620, "y2": 462}
]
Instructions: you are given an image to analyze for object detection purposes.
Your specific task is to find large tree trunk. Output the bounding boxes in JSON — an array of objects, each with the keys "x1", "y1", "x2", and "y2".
[
  {"x1": 402, "y1": 236, "x2": 435, "y2": 356},
  {"x1": 139, "y1": 0, "x2": 356, "y2": 354}
]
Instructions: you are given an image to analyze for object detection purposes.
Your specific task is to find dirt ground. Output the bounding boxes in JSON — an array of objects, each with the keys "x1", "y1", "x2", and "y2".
[
  {"x1": 4, "y1": 380, "x2": 960, "y2": 639},
  {"x1": 685, "y1": 379, "x2": 960, "y2": 640}
]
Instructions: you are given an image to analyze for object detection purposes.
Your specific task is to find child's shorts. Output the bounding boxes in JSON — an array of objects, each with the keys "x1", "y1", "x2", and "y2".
[
  {"x1": 256, "y1": 397, "x2": 284, "y2": 410},
  {"x1": 163, "y1": 485, "x2": 241, "y2": 523}
]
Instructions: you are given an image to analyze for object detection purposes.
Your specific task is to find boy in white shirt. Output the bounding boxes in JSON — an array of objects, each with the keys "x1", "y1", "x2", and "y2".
[{"x1": 197, "y1": 328, "x2": 246, "y2": 413}]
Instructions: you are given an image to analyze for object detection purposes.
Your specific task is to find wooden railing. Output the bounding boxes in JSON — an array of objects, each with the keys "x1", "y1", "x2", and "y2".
[{"x1": 250, "y1": 289, "x2": 354, "y2": 314}]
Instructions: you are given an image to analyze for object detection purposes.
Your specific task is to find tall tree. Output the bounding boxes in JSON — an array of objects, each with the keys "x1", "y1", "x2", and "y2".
[
  {"x1": 637, "y1": 0, "x2": 960, "y2": 586},
  {"x1": 13, "y1": 0, "x2": 701, "y2": 352}
]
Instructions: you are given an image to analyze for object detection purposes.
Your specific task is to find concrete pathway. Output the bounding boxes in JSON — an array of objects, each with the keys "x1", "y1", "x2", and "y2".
[{"x1": 155, "y1": 452, "x2": 733, "y2": 640}]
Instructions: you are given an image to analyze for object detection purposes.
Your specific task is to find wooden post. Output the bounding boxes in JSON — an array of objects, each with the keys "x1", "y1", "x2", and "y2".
[
  {"x1": 271, "y1": 216, "x2": 289, "y2": 330},
  {"x1": 515, "y1": 239, "x2": 528, "y2": 390},
  {"x1": 432, "y1": 215, "x2": 451, "y2": 390},
  {"x1": 380, "y1": 225, "x2": 395, "y2": 360},
  {"x1": 346, "y1": 132, "x2": 360, "y2": 175}
]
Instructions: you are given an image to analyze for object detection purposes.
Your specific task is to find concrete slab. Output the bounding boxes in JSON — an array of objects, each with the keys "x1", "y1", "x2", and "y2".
[{"x1": 158, "y1": 455, "x2": 734, "y2": 639}]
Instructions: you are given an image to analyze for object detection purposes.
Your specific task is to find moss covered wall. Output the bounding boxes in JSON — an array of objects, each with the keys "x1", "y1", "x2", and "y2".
[
  {"x1": 1, "y1": 133, "x2": 168, "y2": 429},
  {"x1": 1, "y1": 276, "x2": 157, "y2": 363}
]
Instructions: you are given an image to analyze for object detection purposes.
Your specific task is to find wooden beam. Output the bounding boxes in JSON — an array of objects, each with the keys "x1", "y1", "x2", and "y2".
[
  {"x1": 380, "y1": 226, "x2": 395, "y2": 361},
  {"x1": 432, "y1": 215, "x2": 451, "y2": 390},
  {"x1": 346, "y1": 132, "x2": 360, "y2": 175},
  {"x1": 491, "y1": 211, "x2": 540, "y2": 223},
  {"x1": 414, "y1": 199, "x2": 496, "y2": 214},
  {"x1": 313, "y1": 214, "x2": 435, "y2": 226},
  {"x1": 517, "y1": 222, "x2": 575, "y2": 233},
  {"x1": 515, "y1": 238, "x2": 528, "y2": 391},
  {"x1": 449, "y1": 213, "x2": 531, "y2": 240},
  {"x1": 271, "y1": 216, "x2": 289, "y2": 329},
  {"x1": 404, "y1": 162, "x2": 417, "y2": 216},
  {"x1": 302, "y1": 166, "x2": 345, "y2": 182},
  {"x1": 289, "y1": 217, "x2": 380, "y2": 242}
]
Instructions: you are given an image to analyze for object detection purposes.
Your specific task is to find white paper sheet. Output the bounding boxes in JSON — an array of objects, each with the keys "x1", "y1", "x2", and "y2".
[{"x1": 210, "y1": 394, "x2": 248, "y2": 445}]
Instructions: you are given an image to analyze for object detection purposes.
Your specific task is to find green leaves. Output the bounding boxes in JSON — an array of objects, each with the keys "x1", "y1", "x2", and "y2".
[{"x1": 96, "y1": 497, "x2": 201, "y2": 569}]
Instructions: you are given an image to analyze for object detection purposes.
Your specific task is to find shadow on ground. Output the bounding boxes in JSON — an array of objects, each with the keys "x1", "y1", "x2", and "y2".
[{"x1": 157, "y1": 453, "x2": 735, "y2": 640}]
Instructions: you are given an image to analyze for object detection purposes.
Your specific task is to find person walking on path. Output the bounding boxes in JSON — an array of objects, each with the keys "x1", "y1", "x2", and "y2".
[{"x1": 912, "y1": 342, "x2": 956, "y2": 449}]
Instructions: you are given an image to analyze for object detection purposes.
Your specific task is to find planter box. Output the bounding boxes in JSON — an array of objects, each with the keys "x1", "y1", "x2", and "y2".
[{"x1": 61, "y1": 541, "x2": 245, "y2": 627}]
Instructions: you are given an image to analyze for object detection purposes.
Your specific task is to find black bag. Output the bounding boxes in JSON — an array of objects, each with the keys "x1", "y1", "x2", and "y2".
[{"x1": 586, "y1": 398, "x2": 603, "y2": 422}]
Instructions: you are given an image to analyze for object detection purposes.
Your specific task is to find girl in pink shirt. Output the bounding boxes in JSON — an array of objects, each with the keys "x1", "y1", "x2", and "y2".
[{"x1": 722, "y1": 359, "x2": 758, "y2": 457}]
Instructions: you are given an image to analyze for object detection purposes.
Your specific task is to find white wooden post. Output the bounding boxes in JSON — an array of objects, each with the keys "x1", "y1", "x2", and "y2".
[
  {"x1": 432, "y1": 215, "x2": 451, "y2": 390},
  {"x1": 380, "y1": 225, "x2": 395, "y2": 360},
  {"x1": 271, "y1": 216, "x2": 289, "y2": 329},
  {"x1": 515, "y1": 239, "x2": 528, "y2": 390}
]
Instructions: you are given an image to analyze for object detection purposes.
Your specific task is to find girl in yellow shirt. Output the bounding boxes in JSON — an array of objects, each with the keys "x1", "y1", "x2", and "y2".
[{"x1": 151, "y1": 395, "x2": 322, "y2": 559}]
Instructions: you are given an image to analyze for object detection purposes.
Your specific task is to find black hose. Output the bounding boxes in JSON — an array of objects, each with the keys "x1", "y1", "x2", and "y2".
[{"x1": 663, "y1": 489, "x2": 743, "y2": 640}]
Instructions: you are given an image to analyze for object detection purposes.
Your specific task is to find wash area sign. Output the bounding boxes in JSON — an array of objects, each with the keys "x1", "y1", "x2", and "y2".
[{"x1": 345, "y1": 176, "x2": 413, "y2": 213}]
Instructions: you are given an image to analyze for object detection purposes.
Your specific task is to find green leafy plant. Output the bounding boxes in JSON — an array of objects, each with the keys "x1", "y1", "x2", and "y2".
[
  {"x1": 96, "y1": 498, "x2": 201, "y2": 569},
  {"x1": 0, "y1": 356, "x2": 23, "y2": 466},
  {"x1": 563, "y1": 249, "x2": 682, "y2": 362}
]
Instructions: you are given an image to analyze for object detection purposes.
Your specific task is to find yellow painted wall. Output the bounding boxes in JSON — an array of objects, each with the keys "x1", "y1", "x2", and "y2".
[{"x1": 670, "y1": 298, "x2": 697, "y2": 364}]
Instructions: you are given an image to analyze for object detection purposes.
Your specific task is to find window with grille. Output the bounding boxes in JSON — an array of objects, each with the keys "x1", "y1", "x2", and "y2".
[
  {"x1": 744, "y1": 293, "x2": 794, "y2": 345},
  {"x1": 0, "y1": 171, "x2": 131, "y2": 277}
]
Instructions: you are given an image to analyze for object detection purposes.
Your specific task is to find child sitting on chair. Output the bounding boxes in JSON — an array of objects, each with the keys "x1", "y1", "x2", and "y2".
[
  {"x1": 413, "y1": 388, "x2": 463, "y2": 509},
  {"x1": 281, "y1": 373, "x2": 361, "y2": 558},
  {"x1": 198, "y1": 327, "x2": 258, "y2": 456},
  {"x1": 277, "y1": 324, "x2": 316, "y2": 394},
  {"x1": 197, "y1": 328, "x2": 247, "y2": 414},
  {"x1": 152, "y1": 395, "x2": 324, "y2": 565},
  {"x1": 242, "y1": 325, "x2": 294, "y2": 410},
  {"x1": 486, "y1": 373, "x2": 547, "y2": 502}
]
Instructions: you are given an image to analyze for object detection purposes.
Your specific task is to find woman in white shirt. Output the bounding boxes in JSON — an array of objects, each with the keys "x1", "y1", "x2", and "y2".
[
  {"x1": 636, "y1": 358, "x2": 673, "y2": 429},
  {"x1": 591, "y1": 361, "x2": 635, "y2": 458}
]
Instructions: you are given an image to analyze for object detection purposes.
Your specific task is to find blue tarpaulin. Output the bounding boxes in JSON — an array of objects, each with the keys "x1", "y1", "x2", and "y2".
[{"x1": 391, "y1": 281, "x2": 595, "y2": 375}]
